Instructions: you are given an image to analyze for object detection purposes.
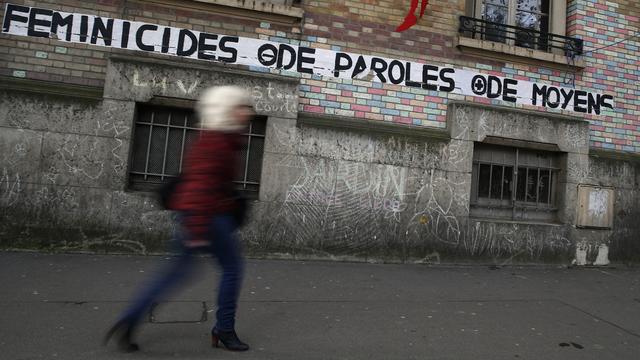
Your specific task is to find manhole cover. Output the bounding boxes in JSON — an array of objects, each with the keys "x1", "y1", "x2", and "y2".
[{"x1": 149, "y1": 301, "x2": 208, "y2": 323}]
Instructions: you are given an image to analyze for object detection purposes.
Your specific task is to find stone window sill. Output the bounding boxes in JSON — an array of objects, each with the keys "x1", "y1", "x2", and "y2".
[{"x1": 456, "y1": 36, "x2": 585, "y2": 71}]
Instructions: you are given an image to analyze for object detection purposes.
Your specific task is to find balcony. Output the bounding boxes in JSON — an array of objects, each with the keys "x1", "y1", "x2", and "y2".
[{"x1": 457, "y1": 16, "x2": 584, "y2": 69}]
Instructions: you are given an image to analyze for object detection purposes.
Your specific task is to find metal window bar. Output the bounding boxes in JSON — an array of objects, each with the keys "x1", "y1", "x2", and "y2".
[
  {"x1": 135, "y1": 121, "x2": 201, "y2": 131},
  {"x1": 500, "y1": 165, "x2": 505, "y2": 200},
  {"x1": 487, "y1": 164, "x2": 493, "y2": 199},
  {"x1": 515, "y1": 167, "x2": 559, "y2": 206},
  {"x1": 131, "y1": 170, "x2": 180, "y2": 177},
  {"x1": 143, "y1": 112, "x2": 155, "y2": 181},
  {"x1": 178, "y1": 114, "x2": 188, "y2": 173},
  {"x1": 131, "y1": 106, "x2": 267, "y2": 192},
  {"x1": 235, "y1": 121, "x2": 266, "y2": 192},
  {"x1": 160, "y1": 112, "x2": 171, "y2": 181},
  {"x1": 242, "y1": 121, "x2": 253, "y2": 191},
  {"x1": 474, "y1": 163, "x2": 480, "y2": 202},
  {"x1": 525, "y1": 167, "x2": 530, "y2": 203},
  {"x1": 536, "y1": 169, "x2": 540, "y2": 209},
  {"x1": 473, "y1": 159, "x2": 516, "y2": 167},
  {"x1": 472, "y1": 162, "x2": 509, "y2": 201},
  {"x1": 547, "y1": 169, "x2": 552, "y2": 204},
  {"x1": 547, "y1": 156, "x2": 553, "y2": 205}
]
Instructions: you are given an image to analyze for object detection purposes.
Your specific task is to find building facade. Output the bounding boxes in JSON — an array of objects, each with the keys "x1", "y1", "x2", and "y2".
[{"x1": 0, "y1": 0, "x2": 638, "y2": 264}]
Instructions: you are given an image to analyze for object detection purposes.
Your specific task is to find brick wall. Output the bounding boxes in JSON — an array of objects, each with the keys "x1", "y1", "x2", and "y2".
[
  {"x1": 0, "y1": 0, "x2": 300, "y2": 87},
  {"x1": 1, "y1": 0, "x2": 638, "y2": 153},
  {"x1": 568, "y1": 0, "x2": 640, "y2": 152},
  {"x1": 299, "y1": 0, "x2": 639, "y2": 153}
]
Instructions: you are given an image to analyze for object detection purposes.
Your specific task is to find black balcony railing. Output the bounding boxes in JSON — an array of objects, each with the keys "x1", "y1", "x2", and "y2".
[{"x1": 459, "y1": 16, "x2": 583, "y2": 57}]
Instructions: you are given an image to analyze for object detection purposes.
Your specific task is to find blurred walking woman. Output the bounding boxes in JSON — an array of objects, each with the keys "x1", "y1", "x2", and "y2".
[{"x1": 104, "y1": 86, "x2": 254, "y2": 352}]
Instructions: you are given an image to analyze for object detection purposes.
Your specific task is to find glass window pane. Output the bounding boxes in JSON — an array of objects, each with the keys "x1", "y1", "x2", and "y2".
[
  {"x1": 483, "y1": 2, "x2": 507, "y2": 43},
  {"x1": 539, "y1": 169, "x2": 551, "y2": 204},
  {"x1": 147, "y1": 126, "x2": 167, "y2": 174},
  {"x1": 153, "y1": 109, "x2": 170, "y2": 125},
  {"x1": 490, "y1": 166, "x2": 503, "y2": 199},
  {"x1": 516, "y1": 11, "x2": 540, "y2": 30},
  {"x1": 503, "y1": 166, "x2": 513, "y2": 200},
  {"x1": 487, "y1": 0, "x2": 508, "y2": 7},
  {"x1": 236, "y1": 147, "x2": 248, "y2": 183},
  {"x1": 251, "y1": 116, "x2": 267, "y2": 135},
  {"x1": 548, "y1": 171, "x2": 554, "y2": 203},
  {"x1": 170, "y1": 111, "x2": 188, "y2": 127},
  {"x1": 247, "y1": 136, "x2": 265, "y2": 183},
  {"x1": 478, "y1": 164, "x2": 491, "y2": 198},
  {"x1": 517, "y1": 0, "x2": 541, "y2": 13},
  {"x1": 516, "y1": 167, "x2": 526, "y2": 201},
  {"x1": 164, "y1": 128, "x2": 184, "y2": 176},
  {"x1": 484, "y1": 4, "x2": 507, "y2": 24},
  {"x1": 526, "y1": 168, "x2": 539, "y2": 202},
  {"x1": 137, "y1": 107, "x2": 153, "y2": 123},
  {"x1": 187, "y1": 113, "x2": 199, "y2": 128},
  {"x1": 131, "y1": 124, "x2": 150, "y2": 173}
]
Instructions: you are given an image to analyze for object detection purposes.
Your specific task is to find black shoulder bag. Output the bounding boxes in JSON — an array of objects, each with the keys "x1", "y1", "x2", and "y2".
[{"x1": 157, "y1": 175, "x2": 181, "y2": 210}]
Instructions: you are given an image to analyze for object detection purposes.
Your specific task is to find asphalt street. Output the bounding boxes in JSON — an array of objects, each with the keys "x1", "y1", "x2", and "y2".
[{"x1": 0, "y1": 252, "x2": 638, "y2": 360}]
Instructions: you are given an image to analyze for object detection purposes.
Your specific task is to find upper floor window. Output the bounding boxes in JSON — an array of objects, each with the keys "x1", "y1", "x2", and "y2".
[
  {"x1": 483, "y1": 0, "x2": 550, "y2": 37},
  {"x1": 475, "y1": 0, "x2": 551, "y2": 49},
  {"x1": 460, "y1": 0, "x2": 583, "y2": 57}
]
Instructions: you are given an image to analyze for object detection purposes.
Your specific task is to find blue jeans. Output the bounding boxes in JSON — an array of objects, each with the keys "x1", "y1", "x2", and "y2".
[{"x1": 120, "y1": 214, "x2": 244, "y2": 331}]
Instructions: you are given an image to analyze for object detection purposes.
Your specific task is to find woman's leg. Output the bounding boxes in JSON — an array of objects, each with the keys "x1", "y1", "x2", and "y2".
[
  {"x1": 105, "y1": 220, "x2": 197, "y2": 351},
  {"x1": 209, "y1": 214, "x2": 244, "y2": 331},
  {"x1": 118, "y1": 221, "x2": 196, "y2": 326},
  {"x1": 119, "y1": 249, "x2": 195, "y2": 325}
]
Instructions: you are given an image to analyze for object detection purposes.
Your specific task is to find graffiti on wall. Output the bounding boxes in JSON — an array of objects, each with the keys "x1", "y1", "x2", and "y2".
[
  {"x1": 248, "y1": 112, "x2": 573, "y2": 261},
  {"x1": 0, "y1": 91, "x2": 139, "y2": 251}
]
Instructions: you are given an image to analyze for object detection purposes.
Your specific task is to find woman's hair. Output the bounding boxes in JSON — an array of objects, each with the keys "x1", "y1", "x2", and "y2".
[{"x1": 197, "y1": 86, "x2": 254, "y2": 131}]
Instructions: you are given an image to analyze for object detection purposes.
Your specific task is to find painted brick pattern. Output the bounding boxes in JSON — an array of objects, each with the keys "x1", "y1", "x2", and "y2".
[
  {"x1": 0, "y1": 0, "x2": 637, "y2": 152},
  {"x1": 299, "y1": 0, "x2": 639, "y2": 153},
  {"x1": 0, "y1": 0, "x2": 300, "y2": 87},
  {"x1": 567, "y1": 0, "x2": 639, "y2": 152}
]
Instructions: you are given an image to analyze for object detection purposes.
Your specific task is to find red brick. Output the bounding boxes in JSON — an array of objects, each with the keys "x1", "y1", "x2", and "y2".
[
  {"x1": 303, "y1": 105, "x2": 324, "y2": 113},
  {"x1": 352, "y1": 104, "x2": 371, "y2": 112},
  {"x1": 367, "y1": 88, "x2": 386, "y2": 95}
]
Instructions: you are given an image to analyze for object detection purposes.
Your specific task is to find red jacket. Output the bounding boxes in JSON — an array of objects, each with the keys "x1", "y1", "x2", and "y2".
[{"x1": 170, "y1": 131, "x2": 242, "y2": 241}]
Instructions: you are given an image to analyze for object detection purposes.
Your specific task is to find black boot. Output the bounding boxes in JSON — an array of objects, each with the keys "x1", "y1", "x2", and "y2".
[
  {"x1": 104, "y1": 320, "x2": 140, "y2": 353},
  {"x1": 211, "y1": 328, "x2": 249, "y2": 351}
]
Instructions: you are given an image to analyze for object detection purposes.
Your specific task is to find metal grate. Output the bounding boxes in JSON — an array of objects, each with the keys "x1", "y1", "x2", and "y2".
[
  {"x1": 234, "y1": 116, "x2": 267, "y2": 197},
  {"x1": 471, "y1": 143, "x2": 560, "y2": 221},
  {"x1": 129, "y1": 104, "x2": 267, "y2": 197}
]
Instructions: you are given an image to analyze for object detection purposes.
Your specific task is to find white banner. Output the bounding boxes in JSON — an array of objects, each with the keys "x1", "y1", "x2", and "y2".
[{"x1": 2, "y1": 4, "x2": 615, "y2": 115}]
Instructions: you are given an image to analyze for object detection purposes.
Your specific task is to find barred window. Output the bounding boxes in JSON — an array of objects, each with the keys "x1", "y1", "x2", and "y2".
[
  {"x1": 128, "y1": 104, "x2": 266, "y2": 198},
  {"x1": 470, "y1": 143, "x2": 560, "y2": 222},
  {"x1": 467, "y1": 0, "x2": 553, "y2": 51}
]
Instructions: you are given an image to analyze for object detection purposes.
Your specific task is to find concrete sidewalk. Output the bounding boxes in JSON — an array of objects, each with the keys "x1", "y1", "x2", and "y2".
[{"x1": 0, "y1": 252, "x2": 638, "y2": 360}]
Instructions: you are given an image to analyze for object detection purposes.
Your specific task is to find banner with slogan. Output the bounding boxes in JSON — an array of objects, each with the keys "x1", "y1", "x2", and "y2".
[{"x1": 2, "y1": 4, "x2": 615, "y2": 115}]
